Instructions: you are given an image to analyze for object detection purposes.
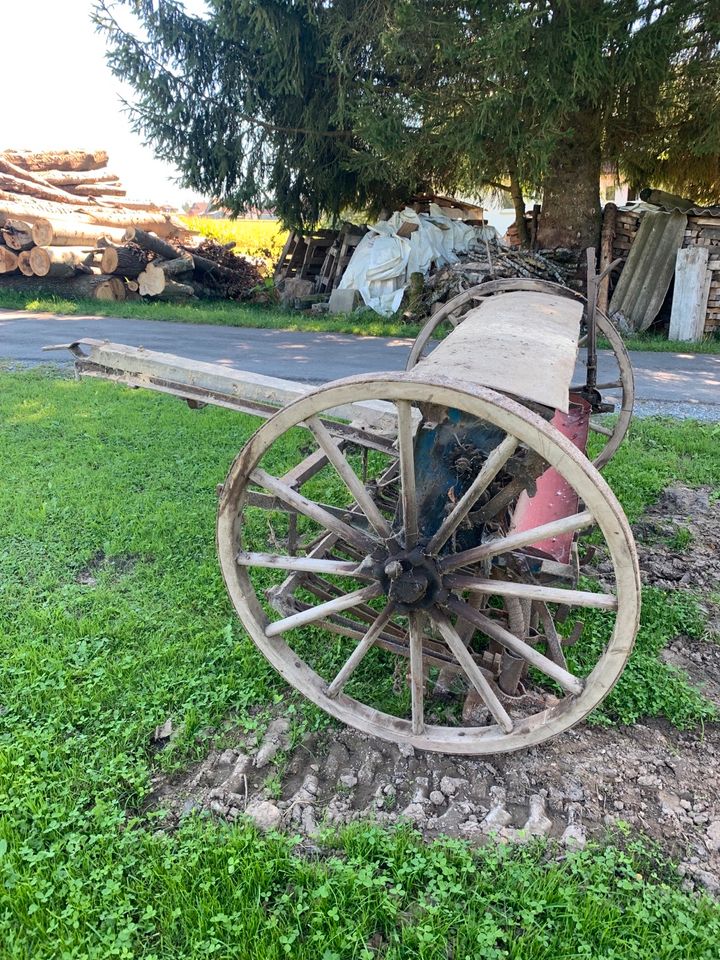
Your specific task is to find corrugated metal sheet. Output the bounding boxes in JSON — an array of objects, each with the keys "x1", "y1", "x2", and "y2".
[{"x1": 609, "y1": 210, "x2": 687, "y2": 332}]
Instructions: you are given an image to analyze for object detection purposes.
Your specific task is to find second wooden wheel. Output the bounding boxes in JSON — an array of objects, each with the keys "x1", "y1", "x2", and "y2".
[
  {"x1": 217, "y1": 373, "x2": 640, "y2": 754},
  {"x1": 406, "y1": 279, "x2": 635, "y2": 469}
]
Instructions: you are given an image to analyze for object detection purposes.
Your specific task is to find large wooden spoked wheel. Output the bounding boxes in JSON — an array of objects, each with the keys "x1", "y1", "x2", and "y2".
[
  {"x1": 217, "y1": 373, "x2": 640, "y2": 755},
  {"x1": 407, "y1": 279, "x2": 635, "y2": 469}
]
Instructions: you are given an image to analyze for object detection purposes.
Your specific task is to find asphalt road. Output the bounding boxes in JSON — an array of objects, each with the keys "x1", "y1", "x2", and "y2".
[{"x1": 2, "y1": 309, "x2": 719, "y2": 419}]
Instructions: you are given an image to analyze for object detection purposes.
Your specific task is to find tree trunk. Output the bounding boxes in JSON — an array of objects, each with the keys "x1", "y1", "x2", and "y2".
[
  {"x1": 509, "y1": 171, "x2": 529, "y2": 247},
  {"x1": 2, "y1": 149, "x2": 109, "y2": 172},
  {"x1": 89, "y1": 209, "x2": 183, "y2": 236},
  {"x1": 38, "y1": 170, "x2": 119, "y2": 188},
  {"x1": 138, "y1": 262, "x2": 166, "y2": 296},
  {"x1": 0, "y1": 272, "x2": 125, "y2": 300},
  {"x1": 2, "y1": 219, "x2": 34, "y2": 250},
  {"x1": 154, "y1": 279, "x2": 195, "y2": 301},
  {"x1": 17, "y1": 251, "x2": 35, "y2": 276},
  {"x1": 156, "y1": 254, "x2": 194, "y2": 278},
  {"x1": 100, "y1": 244, "x2": 148, "y2": 278},
  {"x1": 0, "y1": 171, "x2": 91, "y2": 206},
  {"x1": 30, "y1": 245, "x2": 96, "y2": 277},
  {"x1": 0, "y1": 191, "x2": 94, "y2": 225},
  {"x1": 68, "y1": 183, "x2": 127, "y2": 198},
  {"x1": 0, "y1": 247, "x2": 19, "y2": 273},
  {"x1": 123, "y1": 227, "x2": 180, "y2": 259},
  {"x1": 31, "y1": 218, "x2": 125, "y2": 247},
  {"x1": 536, "y1": 105, "x2": 602, "y2": 251}
]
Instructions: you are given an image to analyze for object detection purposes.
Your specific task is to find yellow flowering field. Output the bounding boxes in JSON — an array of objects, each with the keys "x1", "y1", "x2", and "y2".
[{"x1": 181, "y1": 217, "x2": 289, "y2": 263}]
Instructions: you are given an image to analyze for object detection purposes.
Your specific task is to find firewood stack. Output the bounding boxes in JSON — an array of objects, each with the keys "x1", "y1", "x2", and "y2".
[{"x1": 0, "y1": 148, "x2": 263, "y2": 303}]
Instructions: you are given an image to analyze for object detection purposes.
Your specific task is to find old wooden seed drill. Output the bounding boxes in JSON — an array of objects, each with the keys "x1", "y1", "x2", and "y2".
[{"x1": 51, "y1": 277, "x2": 640, "y2": 754}]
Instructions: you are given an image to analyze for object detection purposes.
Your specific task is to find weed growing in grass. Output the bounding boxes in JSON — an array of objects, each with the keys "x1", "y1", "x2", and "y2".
[
  {"x1": 1, "y1": 371, "x2": 720, "y2": 957},
  {"x1": 668, "y1": 526, "x2": 694, "y2": 550}
]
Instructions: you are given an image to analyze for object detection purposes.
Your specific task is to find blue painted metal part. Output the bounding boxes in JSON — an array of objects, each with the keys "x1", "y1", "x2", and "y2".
[{"x1": 412, "y1": 408, "x2": 506, "y2": 552}]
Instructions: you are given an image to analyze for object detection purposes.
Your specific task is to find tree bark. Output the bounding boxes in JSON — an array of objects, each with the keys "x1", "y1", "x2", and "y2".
[
  {"x1": 123, "y1": 227, "x2": 180, "y2": 259},
  {"x1": 89, "y1": 209, "x2": 183, "y2": 236},
  {"x1": 509, "y1": 171, "x2": 529, "y2": 247},
  {"x1": 154, "y1": 279, "x2": 195, "y2": 301},
  {"x1": 2, "y1": 149, "x2": 109, "y2": 172},
  {"x1": 155, "y1": 254, "x2": 194, "y2": 278},
  {"x1": 536, "y1": 105, "x2": 602, "y2": 251},
  {"x1": 0, "y1": 191, "x2": 95, "y2": 225}
]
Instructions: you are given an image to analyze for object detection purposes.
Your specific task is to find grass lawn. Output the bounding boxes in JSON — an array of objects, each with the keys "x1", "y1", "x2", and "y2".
[
  {"x1": 1, "y1": 369, "x2": 720, "y2": 958},
  {"x1": 2, "y1": 289, "x2": 720, "y2": 354}
]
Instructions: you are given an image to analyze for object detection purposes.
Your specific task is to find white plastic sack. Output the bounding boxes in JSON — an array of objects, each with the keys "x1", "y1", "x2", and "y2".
[
  {"x1": 338, "y1": 225, "x2": 410, "y2": 316},
  {"x1": 338, "y1": 202, "x2": 483, "y2": 316}
]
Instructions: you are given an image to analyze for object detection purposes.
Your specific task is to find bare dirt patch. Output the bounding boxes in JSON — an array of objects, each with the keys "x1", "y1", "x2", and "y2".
[
  {"x1": 149, "y1": 718, "x2": 720, "y2": 893},
  {"x1": 75, "y1": 550, "x2": 141, "y2": 586},
  {"x1": 633, "y1": 484, "x2": 720, "y2": 627}
]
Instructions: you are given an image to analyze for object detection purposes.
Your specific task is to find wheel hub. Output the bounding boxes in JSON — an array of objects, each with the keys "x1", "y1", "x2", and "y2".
[{"x1": 379, "y1": 546, "x2": 445, "y2": 612}]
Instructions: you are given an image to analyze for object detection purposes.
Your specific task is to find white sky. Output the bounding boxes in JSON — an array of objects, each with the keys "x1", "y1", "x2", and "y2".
[{"x1": 3, "y1": 0, "x2": 206, "y2": 207}]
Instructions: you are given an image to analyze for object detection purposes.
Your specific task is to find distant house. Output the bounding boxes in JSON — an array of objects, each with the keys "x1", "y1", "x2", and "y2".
[{"x1": 185, "y1": 200, "x2": 277, "y2": 220}]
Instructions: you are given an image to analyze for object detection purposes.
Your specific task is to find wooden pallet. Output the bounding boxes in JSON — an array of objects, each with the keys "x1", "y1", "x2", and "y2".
[{"x1": 315, "y1": 225, "x2": 366, "y2": 293}]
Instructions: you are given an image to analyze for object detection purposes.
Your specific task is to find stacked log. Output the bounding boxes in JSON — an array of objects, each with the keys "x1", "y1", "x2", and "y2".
[
  {"x1": 0, "y1": 148, "x2": 263, "y2": 304},
  {"x1": 0, "y1": 147, "x2": 186, "y2": 300}
]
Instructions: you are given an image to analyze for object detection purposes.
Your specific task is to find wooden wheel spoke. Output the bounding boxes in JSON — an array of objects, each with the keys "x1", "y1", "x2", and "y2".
[
  {"x1": 306, "y1": 416, "x2": 393, "y2": 541},
  {"x1": 441, "y1": 510, "x2": 595, "y2": 572},
  {"x1": 265, "y1": 583, "x2": 383, "y2": 637},
  {"x1": 446, "y1": 575, "x2": 618, "y2": 611},
  {"x1": 427, "y1": 435, "x2": 519, "y2": 554},
  {"x1": 236, "y1": 551, "x2": 370, "y2": 577},
  {"x1": 589, "y1": 421, "x2": 613, "y2": 437},
  {"x1": 409, "y1": 612, "x2": 425, "y2": 734},
  {"x1": 327, "y1": 604, "x2": 396, "y2": 697},
  {"x1": 396, "y1": 400, "x2": 419, "y2": 548},
  {"x1": 431, "y1": 611, "x2": 513, "y2": 733},
  {"x1": 447, "y1": 596, "x2": 584, "y2": 696},
  {"x1": 250, "y1": 467, "x2": 376, "y2": 553}
]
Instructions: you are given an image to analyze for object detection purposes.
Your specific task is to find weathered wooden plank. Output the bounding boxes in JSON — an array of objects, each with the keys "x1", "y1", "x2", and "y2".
[
  {"x1": 412, "y1": 291, "x2": 582, "y2": 412},
  {"x1": 669, "y1": 247, "x2": 711, "y2": 341}
]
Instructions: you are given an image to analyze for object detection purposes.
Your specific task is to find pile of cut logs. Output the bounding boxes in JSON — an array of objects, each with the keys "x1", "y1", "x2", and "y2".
[{"x1": 0, "y1": 148, "x2": 263, "y2": 302}]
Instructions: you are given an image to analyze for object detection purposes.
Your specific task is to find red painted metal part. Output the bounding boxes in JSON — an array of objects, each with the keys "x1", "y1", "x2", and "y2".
[{"x1": 508, "y1": 396, "x2": 591, "y2": 563}]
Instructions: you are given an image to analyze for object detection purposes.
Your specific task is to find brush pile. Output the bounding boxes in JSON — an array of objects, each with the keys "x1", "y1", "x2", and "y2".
[
  {"x1": 416, "y1": 235, "x2": 582, "y2": 315},
  {"x1": 0, "y1": 149, "x2": 263, "y2": 303}
]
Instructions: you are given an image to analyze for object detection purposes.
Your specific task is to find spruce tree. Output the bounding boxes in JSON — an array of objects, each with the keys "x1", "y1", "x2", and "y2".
[{"x1": 95, "y1": 0, "x2": 720, "y2": 249}]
